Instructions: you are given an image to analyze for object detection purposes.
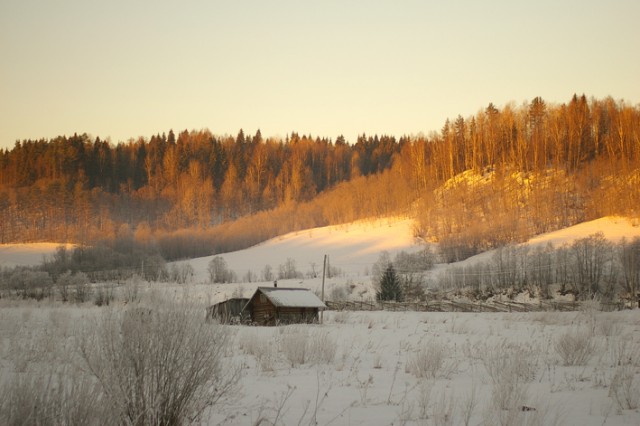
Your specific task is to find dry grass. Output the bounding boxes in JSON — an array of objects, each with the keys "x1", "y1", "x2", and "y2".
[
  {"x1": 406, "y1": 339, "x2": 458, "y2": 380},
  {"x1": 77, "y1": 303, "x2": 239, "y2": 426},
  {"x1": 554, "y1": 328, "x2": 596, "y2": 366}
]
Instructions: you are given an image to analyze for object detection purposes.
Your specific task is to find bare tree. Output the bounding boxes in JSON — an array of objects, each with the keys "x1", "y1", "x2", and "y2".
[
  {"x1": 570, "y1": 232, "x2": 613, "y2": 298},
  {"x1": 619, "y1": 237, "x2": 640, "y2": 302},
  {"x1": 208, "y1": 256, "x2": 234, "y2": 283}
]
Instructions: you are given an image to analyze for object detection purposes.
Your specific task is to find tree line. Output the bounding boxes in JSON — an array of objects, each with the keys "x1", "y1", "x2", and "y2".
[
  {"x1": 1, "y1": 94, "x2": 639, "y2": 260},
  {"x1": 0, "y1": 129, "x2": 401, "y2": 244}
]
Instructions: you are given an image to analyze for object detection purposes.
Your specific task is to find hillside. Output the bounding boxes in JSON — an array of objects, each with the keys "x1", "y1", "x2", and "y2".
[
  {"x1": 163, "y1": 215, "x2": 640, "y2": 305},
  {"x1": 447, "y1": 216, "x2": 640, "y2": 269},
  {"x1": 1, "y1": 95, "x2": 639, "y2": 262},
  {"x1": 178, "y1": 217, "x2": 422, "y2": 282}
]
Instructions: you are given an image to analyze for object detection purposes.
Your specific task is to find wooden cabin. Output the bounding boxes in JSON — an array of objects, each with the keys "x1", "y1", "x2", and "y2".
[
  {"x1": 244, "y1": 287, "x2": 326, "y2": 326},
  {"x1": 206, "y1": 297, "x2": 250, "y2": 324}
]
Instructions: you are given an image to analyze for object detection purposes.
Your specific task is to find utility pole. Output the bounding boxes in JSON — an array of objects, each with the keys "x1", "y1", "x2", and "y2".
[{"x1": 321, "y1": 254, "x2": 327, "y2": 324}]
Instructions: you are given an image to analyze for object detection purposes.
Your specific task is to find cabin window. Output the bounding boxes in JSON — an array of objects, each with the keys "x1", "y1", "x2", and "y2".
[{"x1": 259, "y1": 294, "x2": 266, "y2": 303}]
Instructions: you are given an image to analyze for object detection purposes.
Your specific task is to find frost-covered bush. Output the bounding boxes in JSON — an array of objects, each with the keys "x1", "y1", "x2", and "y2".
[
  {"x1": 307, "y1": 330, "x2": 337, "y2": 365},
  {"x1": 481, "y1": 341, "x2": 538, "y2": 384},
  {"x1": 123, "y1": 274, "x2": 146, "y2": 303},
  {"x1": 93, "y1": 283, "x2": 114, "y2": 306},
  {"x1": 279, "y1": 326, "x2": 337, "y2": 367},
  {"x1": 56, "y1": 270, "x2": 89, "y2": 303},
  {"x1": 9, "y1": 269, "x2": 53, "y2": 300},
  {"x1": 406, "y1": 339, "x2": 457, "y2": 379},
  {"x1": 554, "y1": 329, "x2": 596, "y2": 366},
  {"x1": 609, "y1": 365, "x2": 640, "y2": 410},
  {"x1": 329, "y1": 285, "x2": 348, "y2": 301},
  {"x1": 596, "y1": 315, "x2": 623, "y2": 337},
  {"x1": 77, "y1": 304, "x2": 238, "y2": 426},
  {"x1": 169, "y1": 263, "x2": 194, "y2": 284},
  {"x1": 609, "y1": 338, "x2": 640, "y2": 368},
  {"x1": 0, "y1": 367, "x2": 107, "y2": 426},
  {"x1": 480, "y1": 341, "x2": 538, "y2": 411},
  {"x1": 280, "y1": 327, "x2": 308, "y2": 367},
  {"x1": 239, "y1": 329, "x2": 278, "y2": 372}
]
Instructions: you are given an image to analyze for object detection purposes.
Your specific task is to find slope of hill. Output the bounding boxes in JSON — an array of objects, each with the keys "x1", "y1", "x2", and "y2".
[
  {"x1": 448, "y1": 216, "x2": 640, "y2": 269},
  {"x1": 178, "y1": 217, "x2": 423, "y2": 283},
  {"x1": 169, "y1": 215, "x2": 640, "y2": 305}
]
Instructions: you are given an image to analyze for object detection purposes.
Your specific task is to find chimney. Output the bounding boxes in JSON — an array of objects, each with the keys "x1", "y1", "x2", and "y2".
[{"x1": 274, "y1": 280, "x2": 278, "y2": 288}]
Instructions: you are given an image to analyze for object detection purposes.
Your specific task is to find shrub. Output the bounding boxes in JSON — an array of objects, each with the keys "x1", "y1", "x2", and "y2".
[
  {"x1": 479, "y1": 341, "x2": 538, "y2": 411},
  {"x1": 480, "y1": 341, "x2": 538, "y2": 384},
  {"x1": 280, "y1": 326, "x2": 309, "y2": 367},
  {"x1": 0, "y1": 367, "x2": 107, "y2": 426},
  {"x1": 239, "y1": 329, "x2": 278, "y2": 372},
  {"x1": 329, "y1": 285, "x2": 348, "y2": 301},
  {"x1": 307, "y1": 330, "x2": 337, "y2": 365},
  {"x1": 56, "y1": 271, "x2": 90, "y2": 303},
  {"x1": 93, "y1": 283, "x2": 115, "y2": 307},
  {"x1": 279, "y1": 326, "x2": 337, "y2": 367},
  {"x1": 121, "y1": 274, "x2": 141, "y2": 303},
  {"x1": 9, "y1": 269, "x2": 53, "y2": 300},
  {"x1": 72, "y1": 272, "x2": 90, "y2": 303},
  {"x1": 554, "y1": 329, "x2": 596, "y2": 366},
  {"x1": 609, "y1": 365, "x2": 640, "y2": 410},
  {"x1": 169, "y1": 263, "x2": 194, "y2": 284},
  {"x1": 77, "y1": 303, "x2": 238, "y2": 425},
  {"x1": 406, "y1": 340, "x2": 457, "y2": 379}
]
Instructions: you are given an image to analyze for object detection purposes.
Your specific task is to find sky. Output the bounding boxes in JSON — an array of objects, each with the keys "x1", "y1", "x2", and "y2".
[{"x1": 1, "y1": 0, "x2": 639, "y2": 149}]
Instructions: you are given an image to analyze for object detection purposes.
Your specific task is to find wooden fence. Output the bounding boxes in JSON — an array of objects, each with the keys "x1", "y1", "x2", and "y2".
[{"x1": 325, "y1": 300, "x2": 627, "y2": 313}]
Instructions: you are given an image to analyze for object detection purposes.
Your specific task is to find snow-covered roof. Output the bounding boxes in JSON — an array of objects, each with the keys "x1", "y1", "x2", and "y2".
[{"x1": 257, "y1": 287, "x2": 326, "y2": 309}]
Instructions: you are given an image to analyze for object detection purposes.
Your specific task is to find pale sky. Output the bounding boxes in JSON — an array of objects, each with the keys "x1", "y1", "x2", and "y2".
[{"x1": 1, "y1": 0, "x2": 639, "y2": 149}]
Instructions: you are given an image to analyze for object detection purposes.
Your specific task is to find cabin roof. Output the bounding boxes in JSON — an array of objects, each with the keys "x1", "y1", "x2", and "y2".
[{"x1": 254, "y1": 287, "x2": 326, "y2": 309}]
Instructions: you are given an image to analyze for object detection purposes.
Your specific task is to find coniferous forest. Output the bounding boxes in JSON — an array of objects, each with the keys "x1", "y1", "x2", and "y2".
[{"x1": 1, "y1": 94, "x2": 639, "y2": 260}]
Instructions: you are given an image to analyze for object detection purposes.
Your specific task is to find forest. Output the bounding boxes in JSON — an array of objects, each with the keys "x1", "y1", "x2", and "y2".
[{"x1": 1, "y1": 94, "x2": 639, "y2": 261}]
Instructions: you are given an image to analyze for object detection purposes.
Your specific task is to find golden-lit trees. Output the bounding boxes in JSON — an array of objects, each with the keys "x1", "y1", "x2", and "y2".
[
  {"x1": 220, "y1": 163, "x2": 241, "y2": 220},
  {"x1": 528, "y1": 96, "x2": 548, "y2": 172},
  {"x1": 1, "y1": 95, "x2": 639, "y2": 259}
]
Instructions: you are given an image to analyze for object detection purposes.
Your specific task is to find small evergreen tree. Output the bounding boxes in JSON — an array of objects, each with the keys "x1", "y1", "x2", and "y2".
[{"x1": 377, "y1": 264, "x2": 403, "y2": 302}]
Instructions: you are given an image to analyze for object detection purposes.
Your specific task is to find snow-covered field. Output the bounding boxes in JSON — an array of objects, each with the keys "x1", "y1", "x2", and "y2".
[
  {"x1": 1, "y1": 301, "x2": 639, "y2": 425},
  {"x1": 1, "y1": 216, "x2": 640, "y2": 424},
  {"x1": 168, "y1": 216, "x2": 640, "y2": 306}
]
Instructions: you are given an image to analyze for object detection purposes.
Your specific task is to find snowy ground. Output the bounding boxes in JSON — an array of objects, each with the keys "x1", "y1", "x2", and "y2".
[
  {"x1": 167, "y1": 216, "x2": 640, "y2": 306},
  {"x1": 2, "y1": 216, "x2": 640, "y2": 424},
  {"x1": 215, "y1": 308, "x2": 640, "y2": 425},
  {"x1": 1, "y1": 301, "x2": 639, "y2": 425}
]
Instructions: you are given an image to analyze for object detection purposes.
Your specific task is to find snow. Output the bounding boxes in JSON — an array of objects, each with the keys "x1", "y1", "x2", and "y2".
[
  {"x1": 257, "y1": 287, "x2": 327, "y2": 309},
  {"x1": 434, "y1": 216, "x2": 640, "y2": 271},
  {"x1": 527, "y1": 216, "x2": 640, "y2": 247},
  {"x1": 2, "y1": 216, "x2": 640, "y2": 424},
  {"x1": 4, "y1": 304, "x2": 639, "y2": 425},
  {"x1": 179, "y1": 217, "x2": 423, "y2": 283}
]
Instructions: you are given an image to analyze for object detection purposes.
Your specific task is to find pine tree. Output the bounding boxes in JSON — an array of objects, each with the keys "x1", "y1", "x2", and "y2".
[{"x1": 377, "y1": 264, "x2": 403, "y2": 302}]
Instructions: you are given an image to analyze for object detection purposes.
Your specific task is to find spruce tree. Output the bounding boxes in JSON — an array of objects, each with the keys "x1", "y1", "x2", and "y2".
[{"x1": 377, "y1": 264, "x2": 403, "y2": 302}]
